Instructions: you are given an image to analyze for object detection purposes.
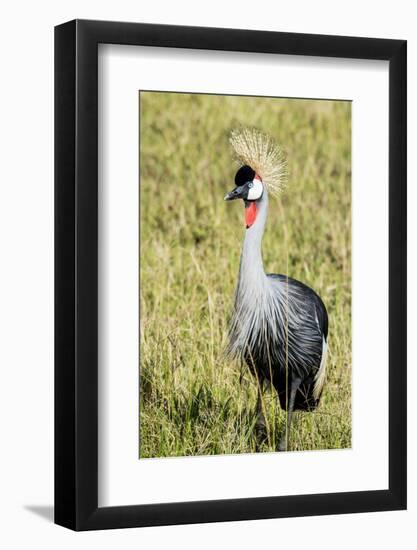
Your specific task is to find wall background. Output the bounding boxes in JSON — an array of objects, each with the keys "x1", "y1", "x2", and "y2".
[{"x1": 0, "y1": 1, "x2": 414, "y2": 547}]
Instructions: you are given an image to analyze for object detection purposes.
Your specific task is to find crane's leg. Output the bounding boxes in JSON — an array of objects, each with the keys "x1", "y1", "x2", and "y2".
[
  {"x1": 277, "y1": 378, "x2": 301, "y2": 452},
  {"x1": 255, "y1": 380, "x2": 267, "y2": 448}
]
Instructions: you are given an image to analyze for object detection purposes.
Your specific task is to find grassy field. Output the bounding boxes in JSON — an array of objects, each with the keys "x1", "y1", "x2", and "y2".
[{"x1": 139, "y1": 92, "x2": 351, "y2": 458}]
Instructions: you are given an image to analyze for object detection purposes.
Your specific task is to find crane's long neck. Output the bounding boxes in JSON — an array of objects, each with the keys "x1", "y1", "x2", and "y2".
[
  {"x1": 227, "y1": 191, "x2": 274, "y2": 360},
  {"x1": 238, "y1": 192, "x2": 269, "y2": 291}
]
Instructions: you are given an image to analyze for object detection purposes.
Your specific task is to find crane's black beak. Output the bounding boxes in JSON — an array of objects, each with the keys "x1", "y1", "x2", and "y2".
[{"x1": 224, "y1": 184, "x2": 246, "y2": 201}]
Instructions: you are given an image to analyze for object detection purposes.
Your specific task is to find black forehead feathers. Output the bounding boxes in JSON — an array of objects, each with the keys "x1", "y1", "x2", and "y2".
[{"x1": 235, "y1": 165, "x2": 255, "y2": 187}]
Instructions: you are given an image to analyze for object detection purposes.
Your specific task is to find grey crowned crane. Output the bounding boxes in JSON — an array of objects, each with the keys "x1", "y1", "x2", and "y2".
[{"x1": 224, "y1": 128, "x2": 328, "y2": 451}]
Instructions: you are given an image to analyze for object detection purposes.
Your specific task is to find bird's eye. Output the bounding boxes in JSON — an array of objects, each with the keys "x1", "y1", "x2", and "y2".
[{"x1": 247, "y1": 179, "x2": 263, "y2": 201}]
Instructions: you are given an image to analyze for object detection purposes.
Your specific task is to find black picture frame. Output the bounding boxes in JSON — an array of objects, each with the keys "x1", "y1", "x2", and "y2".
[{"x1": 55, "y1": 19, "x2": 407, "y2": 531}]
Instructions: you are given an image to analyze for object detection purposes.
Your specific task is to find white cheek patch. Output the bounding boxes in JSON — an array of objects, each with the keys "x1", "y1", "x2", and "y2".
[{"x1": 247, "y1": 178, "x2": 263, "y2": 201}]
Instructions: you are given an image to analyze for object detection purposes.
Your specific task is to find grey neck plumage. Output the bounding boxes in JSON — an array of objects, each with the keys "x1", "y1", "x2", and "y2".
[
  {"x1": 238, "y1": 190, "x2": 269, "y2": 290},
  {"x1": 228, "y1": 190, "x2": 282, "y2": 360}
]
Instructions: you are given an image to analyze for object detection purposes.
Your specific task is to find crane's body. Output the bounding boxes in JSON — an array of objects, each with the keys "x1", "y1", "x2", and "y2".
[{"x1": 225, "y1": 128, "x2": 328, "y2": 451}]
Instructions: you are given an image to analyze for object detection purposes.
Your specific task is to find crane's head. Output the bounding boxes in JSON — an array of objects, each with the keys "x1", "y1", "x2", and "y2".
[
  {"x1": 224, "y1": 128, "x2": 286, "y2": 229},
  {"x1": 224, "y1": 165, "x2": 264, "y2": 229}
]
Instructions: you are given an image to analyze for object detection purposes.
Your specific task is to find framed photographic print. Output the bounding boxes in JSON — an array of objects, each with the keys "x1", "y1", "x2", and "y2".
[{"x1": 55, "y1": 20, "x2": 407, "y2": 530}]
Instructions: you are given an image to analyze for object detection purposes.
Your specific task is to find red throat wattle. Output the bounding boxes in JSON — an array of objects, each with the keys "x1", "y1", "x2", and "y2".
[{"x1": 245, "y1": 202, "x2": 257, "y2": 229}]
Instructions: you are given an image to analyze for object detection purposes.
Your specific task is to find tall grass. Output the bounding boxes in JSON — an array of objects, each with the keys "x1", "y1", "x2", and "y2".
[{"x1": 139, "y1": 92, "x2": 351, "y2": 458}]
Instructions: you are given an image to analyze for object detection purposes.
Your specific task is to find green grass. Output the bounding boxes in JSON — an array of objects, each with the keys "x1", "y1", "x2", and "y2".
[{"x1": 139, "y1": 92, "x2": 351, "y2": 458}]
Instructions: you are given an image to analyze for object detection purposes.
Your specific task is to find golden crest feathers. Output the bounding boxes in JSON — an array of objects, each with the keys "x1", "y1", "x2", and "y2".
[{"x1": 229, "y1": 128, "x2": 287, "y2": 197}]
